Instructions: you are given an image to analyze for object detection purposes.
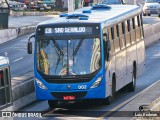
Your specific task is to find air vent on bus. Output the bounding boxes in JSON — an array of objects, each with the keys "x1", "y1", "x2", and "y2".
[
  {"x1": 60, "y1": 13, "x2": 69, "y2": 17},
  {"x1": 91, "y1": 4, "x2": 111, "y2": 10},
  {"x1": 66, "y1": 14, "x2": 89, "y2": 19},
  {"x1": 83, "y1": 10, "x2": 91, "y2": 13}
]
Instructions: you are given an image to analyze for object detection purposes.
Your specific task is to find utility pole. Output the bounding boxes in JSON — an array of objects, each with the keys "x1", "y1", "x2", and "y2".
[{"x1": 68, "y1": 0, "x2": 74, "y2": 12}]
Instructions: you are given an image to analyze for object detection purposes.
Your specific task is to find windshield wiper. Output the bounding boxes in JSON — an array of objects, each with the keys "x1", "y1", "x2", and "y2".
[
  {"x1": 52, "y1": 39, "x2": 64, "y2": 73},
  {"x1": 73, "y1": 39, "x2": 84, "y2": 56}
]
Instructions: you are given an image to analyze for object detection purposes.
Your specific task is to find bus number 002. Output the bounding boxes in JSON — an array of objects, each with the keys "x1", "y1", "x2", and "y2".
[{"x1": 78, "y1": 85, "x2": 87, "y2": 89}]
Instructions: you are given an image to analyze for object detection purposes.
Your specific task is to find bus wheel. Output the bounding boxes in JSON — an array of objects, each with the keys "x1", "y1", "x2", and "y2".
[
  {"x1": 102, "y1": 96, "x2": 112, "y2": 105},
  {"x1": 127, "y1": 68, "x2": 136, "y2": 92},
  {"x1": 111, "y1": 77, "x2": 116, "y2": 101},
  {"x1": 102, "y1": 76, "x2": 116, "y2": 105},
  {"x1": 143, "y1": 13, "x2": 146, "y2": 16},
  {"x1": 48, "y1": 100, "x2": 58, "y2": 108}
]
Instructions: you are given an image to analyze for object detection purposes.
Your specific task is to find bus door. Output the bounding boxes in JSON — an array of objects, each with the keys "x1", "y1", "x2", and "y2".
[
  {"x1": 103, "y1": 28, "x2": 116, "y2": 96},
  {"x1": 0, "y1": 67, "x2": 12, "y2": 110}
]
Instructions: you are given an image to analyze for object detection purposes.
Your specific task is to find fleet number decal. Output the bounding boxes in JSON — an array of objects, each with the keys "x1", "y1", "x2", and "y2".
[{"x1": 78, "y1": 85, "x2": 87, "y2": 89}]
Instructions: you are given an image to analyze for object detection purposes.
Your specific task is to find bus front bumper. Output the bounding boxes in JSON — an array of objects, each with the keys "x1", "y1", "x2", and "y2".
[{"x1": 35, "y1": 85, "x2": 106, "y2": 101}]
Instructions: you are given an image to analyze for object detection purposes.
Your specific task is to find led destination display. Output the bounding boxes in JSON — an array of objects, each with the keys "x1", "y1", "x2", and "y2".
[{"x1": 45, "y1": 27, "x2": 93, "y2": 35}]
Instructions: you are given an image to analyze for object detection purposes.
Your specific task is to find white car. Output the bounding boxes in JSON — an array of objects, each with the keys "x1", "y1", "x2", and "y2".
[
  {"x1": 143, "y1": 0, "x2": 160, "y2": 16},
  {"x1": 9, "y1": 1, "x2": 27, "y2": 11}
]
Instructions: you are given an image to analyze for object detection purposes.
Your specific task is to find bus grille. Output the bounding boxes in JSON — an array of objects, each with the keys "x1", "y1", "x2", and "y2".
[{"x1": 51, "y1": 91, "x2": 87, "y2": 99}]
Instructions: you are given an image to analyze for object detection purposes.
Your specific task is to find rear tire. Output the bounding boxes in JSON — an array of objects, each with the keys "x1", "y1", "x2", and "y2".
[
  {"x1": 127, "y1": 67, "x2": 136, "y2": 92},
  {"x1": 148, "y1": 14, "x2": 151, "y2": 16},
  {"x1": 143, "y1": 13, "x2": 146, "y2": 16},
  {"x1": 158, "y1": 14, "x2": 160, "y2": 17},
  {"x1": 48, "y1": 100, "x2": 58, "y2": 108}
]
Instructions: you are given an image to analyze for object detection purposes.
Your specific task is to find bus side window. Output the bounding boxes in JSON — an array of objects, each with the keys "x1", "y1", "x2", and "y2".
[
  {"x1": 130, "y1": 18, "x2": 136, "y2": 44},
  {"x1": 114, "y1": 25, "x2": 120, "y2": 52},
  {"x1": 109, "y1": 28, "x2": 115, "y2": 54},
  {"x1": 125, "y1": 20, "x2": 131, "y2": 47},
  {"x1": 0, "y1": 70, "x2": 4, "y2": 87},
  {"x1": 135, "y1": 15, "x2": 141, "y2": 41},
  {"x1": 139, "y1": 14, "x2": 144, "y2": 39},
  {"x1": 119, "y1": 23, "x2": 125, "y2": 49}
]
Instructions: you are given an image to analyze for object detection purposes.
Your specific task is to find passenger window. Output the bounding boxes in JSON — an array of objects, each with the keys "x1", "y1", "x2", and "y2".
[
  {"x1": 111, "y1": 27, "x2": 114, "y2": 40},
  {"x1": 108, "y1": 28, "x2": 115, "y2": 54},
  {"x1": 108, "y1": 28, "x2": 112, "y2": 41},
  {"x1": 125, "y1": 20, "x2": 131, "y2": 47},
  {"x1": 135, "y1": 15, "x2": 141, "y2": 41},
  {"x1": 127, "y1": 20, "x2": 130, "y2": 32},
  {"x1": 0, "y1": 70, "x2": 4, "y2": 87},
  {"x1": 140, "y1": 14, "x2": 144, "y2": 39},
  {"x1": 5, "y1": 68, "x2": 9, "y2": 85},
  {"x1": 122, "y1": 22, "x2": 125, "y2": 34},
  {"x1": 137, "y1": 15, "x2": 140, "y2": 27},
  {"x1": 116, "y1": 25, "x2": 119, "y2": 37},
  {"x1": 119, "y1": 23, "x2": 126, "y2": 49},
  {"x1": 132, "y1": 18, "x2": 135, "y2": 29},
  {"x1": 114, "y1": 25, "x2": 120, "y2": 52}
]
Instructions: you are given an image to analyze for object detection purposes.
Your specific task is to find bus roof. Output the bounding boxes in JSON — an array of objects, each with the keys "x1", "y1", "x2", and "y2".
[
  {"x1": 0, "y1": 56, "x2": 9, "y2": 68},
  {"x1": 38, "y1": 5, "x2": 142, "y2": 27}
]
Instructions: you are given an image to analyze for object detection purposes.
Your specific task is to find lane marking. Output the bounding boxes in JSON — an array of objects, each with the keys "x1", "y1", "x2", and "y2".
[
  {"x1": 12, "y1": 57, "x2": 23, "y2": 63},
  {"x1": 97, "y1": 80, "x2": 160, "y2": 119}
]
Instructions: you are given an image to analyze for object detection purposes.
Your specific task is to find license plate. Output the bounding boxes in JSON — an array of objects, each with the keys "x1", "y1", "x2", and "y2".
[
  {"x1": 63, "y1": 96, "x2": 75, "y2": 100},
  {"x1": 48, "y1": 7, "x2": 51, "y2": 9}
]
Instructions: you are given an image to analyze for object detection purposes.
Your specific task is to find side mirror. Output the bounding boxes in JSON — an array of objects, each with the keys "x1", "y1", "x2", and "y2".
[{"x1": 27, "y1": 34, "x2": 35, "y2": 54}]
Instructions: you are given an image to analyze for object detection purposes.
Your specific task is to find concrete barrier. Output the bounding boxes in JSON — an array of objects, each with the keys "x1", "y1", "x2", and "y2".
[
  {"x1": 144, "y1": 22, "x2": 160, "y2": 47},
  {"x1": 10, "y1": 10, "x2": 64, "y2": 17},
  {"x1": 0, "y1": 29, "x2": 17, "y2": 44},
  {"x1": 0, "y1": 26, "x2": 36, "y2": 45}
]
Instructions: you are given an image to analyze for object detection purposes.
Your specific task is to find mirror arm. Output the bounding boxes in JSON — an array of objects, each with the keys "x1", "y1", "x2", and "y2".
[{"x1": 28, "y1": 34, "x2": 35, "y2": 42}]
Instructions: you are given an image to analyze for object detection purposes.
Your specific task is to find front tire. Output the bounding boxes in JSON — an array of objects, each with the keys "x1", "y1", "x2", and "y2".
[
  {"x1": 48, "y1": 100, "x2": 58, "y2": 108},
  {"x1": 102, "y1": 76, "x2": 116, "y2": 105}
]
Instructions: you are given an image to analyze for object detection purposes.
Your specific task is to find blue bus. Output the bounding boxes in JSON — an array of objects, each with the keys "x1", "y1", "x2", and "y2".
[{"x1": 27, "y1": 4, "x2": 145, "y2": 108}]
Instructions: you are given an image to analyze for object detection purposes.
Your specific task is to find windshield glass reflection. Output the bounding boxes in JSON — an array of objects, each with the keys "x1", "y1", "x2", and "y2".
[{"x1": 36, "y1": 38, "x2": 101, "y2": 76}]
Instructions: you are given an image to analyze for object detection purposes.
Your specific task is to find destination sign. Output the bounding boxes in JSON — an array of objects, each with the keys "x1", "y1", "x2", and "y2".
[{"x1": 45, "y1": 27, "x2": 93, "y2": 35}]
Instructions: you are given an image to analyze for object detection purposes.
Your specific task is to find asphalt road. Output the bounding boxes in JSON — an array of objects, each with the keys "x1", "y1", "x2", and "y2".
[
  {"x1": 13, "y1": 40, "x2": 160, "y2": 120},
  {"x1": 0, "y1": 35, "x2": 34, "y2": 78}
]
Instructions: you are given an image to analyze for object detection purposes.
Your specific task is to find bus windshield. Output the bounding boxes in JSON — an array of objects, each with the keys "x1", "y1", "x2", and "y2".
[{"x1": 36, "y1": 38, "x2": 101, "y2": 76}]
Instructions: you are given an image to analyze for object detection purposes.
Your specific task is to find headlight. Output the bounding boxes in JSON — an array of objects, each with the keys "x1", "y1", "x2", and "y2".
[
  {"x1": 35, "y1": 79, "x2": 48, "y2": 90},
  {"x1": 90, "y1": 75, "x2": 103, "y2": 89},
  {"x1": 144, "y1": 6, "x2": 149, "y2": 9}
]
